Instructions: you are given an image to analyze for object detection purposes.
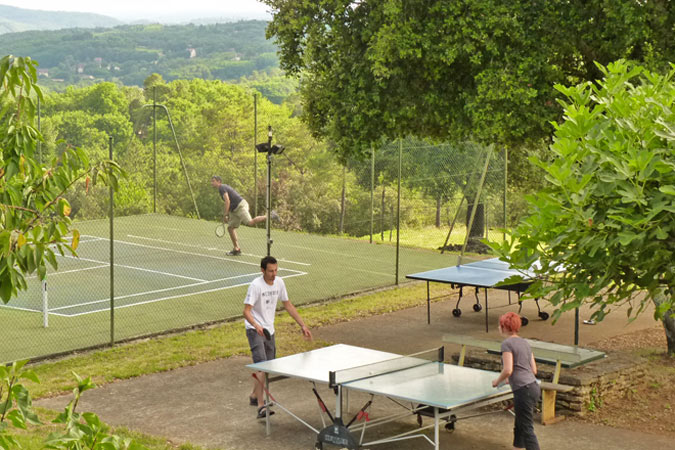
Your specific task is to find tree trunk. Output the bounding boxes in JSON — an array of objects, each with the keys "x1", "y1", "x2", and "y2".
[{"x1": 653, "y1": 288, "x2": 675, "y2": 356}]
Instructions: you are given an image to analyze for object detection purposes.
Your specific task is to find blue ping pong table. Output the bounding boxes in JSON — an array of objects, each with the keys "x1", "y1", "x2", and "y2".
[
  {"x1": 406, "y1": 258, "x2": 549, "y2": 332},
  {"x1": 248, "y1": 344, "x2": 512, "y2": 449}
]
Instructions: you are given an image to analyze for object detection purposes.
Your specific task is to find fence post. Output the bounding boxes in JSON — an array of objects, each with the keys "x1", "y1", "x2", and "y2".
[
  {"x1": 109, "y1": 136, "x2": 115, "y2": 346},
  {"x1": 395, "y1": 139, "x2": 402, "y2": 285},
  {"x1": 503, "y1": 146, "x2": 508, "y2": 241},
  {"x1": 153, "y1": 87, "x2": 157, "y2": 213},
  {"x1": 370, "y1": 146, "x2": 374, "y2": 243},
  {"x1": 253, "y1": 93, "x2": 258, "y2": 216}
]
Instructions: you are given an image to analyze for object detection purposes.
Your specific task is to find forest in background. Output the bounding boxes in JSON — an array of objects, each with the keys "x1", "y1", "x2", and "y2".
[
  {"x1": 0, "y1": 20, "x2": 297, "y2": 103},
  {"x1": 34, "y1": 75, "x2": 507, "y2": 241}
]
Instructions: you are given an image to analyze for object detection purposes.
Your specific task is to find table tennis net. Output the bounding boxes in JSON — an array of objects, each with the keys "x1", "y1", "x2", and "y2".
[{"x1": 329, "y1": 347, "x2": 444, "y2": 388}]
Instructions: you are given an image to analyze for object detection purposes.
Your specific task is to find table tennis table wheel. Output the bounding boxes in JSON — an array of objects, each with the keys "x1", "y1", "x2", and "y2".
[
  {"x1": 452, "y1": 308, "x2": 462, "y2": 317},
  {"x1": 445, "y1": 414, "x2": 457, "y2": 432},
  {"x1": 538, "y1": 311, "x2": 549, "y2": 320},
  {"x1": 521, "y1": 316, "x2": 529, "y2": 326},
  {"x1": 314, "y1": 441, "x2": 323, "y2": 450},
  {"x1": 472, "y1": 303, "x2": 482, "y2": 312}
]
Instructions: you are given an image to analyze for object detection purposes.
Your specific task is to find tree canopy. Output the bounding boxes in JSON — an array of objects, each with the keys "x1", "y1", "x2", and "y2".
[
  {"x1": 490, "y1": 60, "x2": 675, "y2": 354},
  {"x1": 0, "y1": 21, "x2": 283, "y2": 90},
  {"x1": 263, "y1": 0, "x2": 675, "y2": 159},
  {"x1": 0, "y1": 55, "x2": 123, "y2": 303}
]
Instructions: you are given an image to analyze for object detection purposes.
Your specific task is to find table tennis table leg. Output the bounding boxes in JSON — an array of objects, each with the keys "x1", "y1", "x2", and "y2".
[
  {"x1": 426, "y1": 281, "x2": 430, "y2": 324},
  {"x1": 434, "y1": 407, "x2": 440, "y2": 450},
  {"x1": 265, "y1": 374, "x2": 271, "y2": 435},
  {"x1": 484, "y1": 289, "x2": 489, "y2": 332}
]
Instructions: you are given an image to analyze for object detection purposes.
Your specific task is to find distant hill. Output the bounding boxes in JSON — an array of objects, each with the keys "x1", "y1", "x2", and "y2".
[
  {"x1": 0, "y1": 21, "x2": 292, "y2": 98},
  {"x1": 0, "y1": 4, "x2": 122, "y2": 34}
]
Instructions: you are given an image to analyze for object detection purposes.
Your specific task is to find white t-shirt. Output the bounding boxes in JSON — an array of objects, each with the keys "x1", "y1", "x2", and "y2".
[{"x1": 244, "y1": 275, "x2": 288, "y2": 334}]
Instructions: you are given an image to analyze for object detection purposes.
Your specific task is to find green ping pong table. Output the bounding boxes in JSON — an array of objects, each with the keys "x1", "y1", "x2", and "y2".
[
  {"x1": 442, "y1": 334, "x2": 606, "y2": 424},
  {"x1": 406, "y1": 258, "x2": 549, "y2": 332},
  {"x1": 248, "y1": 344, "x2": 513, "y2": 449}
]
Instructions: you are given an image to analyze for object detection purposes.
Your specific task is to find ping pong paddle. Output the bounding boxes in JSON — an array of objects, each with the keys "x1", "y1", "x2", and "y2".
[{"x1": 263, "y1": 328, "x2": 271, "y2": 341}]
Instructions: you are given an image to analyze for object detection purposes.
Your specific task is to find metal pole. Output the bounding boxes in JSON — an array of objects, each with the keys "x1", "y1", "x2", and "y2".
[
  {"x1": 153, "y1": 87, "x2": 157, "y2": 213},
  {"x1": 37, "y1": 96, "x2": 42, "y2": 164},
  {"x1": 41, "y1": 279, "x2": 48, "y2": 328},
  {"x1": 370, "y1": 146, "x2": 374, "y2": 243},
  {"x1": 395, "y1": 139, "x2": 402, "y2": 285},
  {"x1": 141, "y1": 103, "x2": 200, "y2": 218},
  {"x1": 266, "y1": 126, "x2": 273, "y2": 257},
  {"x1": 461, "y1": 147, "x2": 493, "y2": 262},
  {"x1": 254, "y1": 94, "x2": 258, "y2": 216},
  {"x1": 109, "y1": 137, "x2": 115, "y2": 346},
  {"x1": 503, "y1": 147, "x2": 508, "y2": 241}
]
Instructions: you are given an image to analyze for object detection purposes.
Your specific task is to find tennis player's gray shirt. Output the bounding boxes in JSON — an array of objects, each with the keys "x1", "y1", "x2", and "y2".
[
  {"x1": 218, "y1": 184, "x2": 243, "y2": 211},
  {"x1": 501, "y1": 337, "x2": 537, "y2": 390}
]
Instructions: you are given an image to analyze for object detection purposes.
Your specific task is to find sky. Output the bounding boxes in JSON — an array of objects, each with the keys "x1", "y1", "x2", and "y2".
[{"x1": 0, "y1": 1, "x2": 271, "y2": 22}]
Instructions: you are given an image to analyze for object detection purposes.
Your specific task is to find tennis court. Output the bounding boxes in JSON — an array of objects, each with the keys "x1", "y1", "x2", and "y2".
[
  {"x1": 10, "y1": 234, "x2": 306, "y2": 317},
  {"x1": 1, "y1": 214, "x2": 457, "y2": 362}
]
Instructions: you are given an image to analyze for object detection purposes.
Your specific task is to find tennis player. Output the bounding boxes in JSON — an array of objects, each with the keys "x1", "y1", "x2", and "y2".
[
  {"x1": 210, "y1": 175, "x2": 276, "y2": 256},
  {"x1": 244, "y1": 256, "x2": 312, "y2": 418}
]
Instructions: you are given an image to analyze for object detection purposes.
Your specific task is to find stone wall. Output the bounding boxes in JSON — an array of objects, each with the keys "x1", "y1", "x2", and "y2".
[{"x1": 451, "y1": 350, "x2": 648, "y2": 416}]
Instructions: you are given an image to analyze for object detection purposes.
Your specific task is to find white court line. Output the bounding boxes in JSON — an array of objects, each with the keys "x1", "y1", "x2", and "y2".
[
  {"x1": 59, "y1": 254, "x2": 207, "y2": 282},
  {"x1": 52, "y1": 272, "x2": 308, "y2": 317},
  {"x1": 27, "y1": 264, "x2": 109, "y2": 279},
  {"x1": 125, "y1": 234, "x2": 312, "y2": 267},
  {"x1": 81, "y1": 234, "x2": 265, "y2": 268},
  {"x1": 49, "y1": 272, "x2": 263, "y2": 311}
]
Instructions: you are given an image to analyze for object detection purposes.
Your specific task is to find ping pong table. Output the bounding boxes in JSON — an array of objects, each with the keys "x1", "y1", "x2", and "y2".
[
  {"x1": 248, "y1": 343, "x2": 512, "y2": 449},
  {"x1": 406, "y1": 258, "x2": 549, "y2": 332}
]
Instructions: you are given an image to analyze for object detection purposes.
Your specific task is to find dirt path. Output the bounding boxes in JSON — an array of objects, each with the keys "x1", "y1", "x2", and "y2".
[{"x1": 37, "y1": 294, "x2": 669, "y2": 449}]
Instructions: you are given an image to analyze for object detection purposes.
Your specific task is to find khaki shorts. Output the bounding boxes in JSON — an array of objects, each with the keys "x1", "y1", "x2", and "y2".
[{"x1": 229, "y1": 199, "x2": 252, "y2": 228}]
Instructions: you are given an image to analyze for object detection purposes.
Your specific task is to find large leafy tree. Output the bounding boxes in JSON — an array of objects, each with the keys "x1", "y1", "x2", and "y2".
[
  {"x1": 490, "y1": 61, "x2": 675, "y2": 355},
  {"x1": 0, "y1": 55, "x2": 122, "y2": 303},
  {"x1": 262, "y1": 0, "x2": 675, "y2": 160}
]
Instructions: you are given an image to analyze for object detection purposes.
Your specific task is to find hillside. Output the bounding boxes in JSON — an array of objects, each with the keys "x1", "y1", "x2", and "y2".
[
  {"x1": 0, "y1": 20, "x2": 282, "y2": 88},
  {"x1": 0, "y1": 4, "x2": 121, "y2": 34}
]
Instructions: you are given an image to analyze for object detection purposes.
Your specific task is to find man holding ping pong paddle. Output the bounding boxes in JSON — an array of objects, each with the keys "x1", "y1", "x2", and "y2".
[{"x1": 243, "y1": 255, "x2": 312, "y2": 418}]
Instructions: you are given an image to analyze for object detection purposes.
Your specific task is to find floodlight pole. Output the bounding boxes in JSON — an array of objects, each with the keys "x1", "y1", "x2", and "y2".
[{"x1": 266, "y1": 126, "x2": 273, "y2": 257}]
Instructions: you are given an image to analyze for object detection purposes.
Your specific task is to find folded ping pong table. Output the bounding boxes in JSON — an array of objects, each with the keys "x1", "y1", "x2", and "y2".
[
  {"x1": 248, "y1": 344, "x2": 512, "y2": 449},
  {"x1": 406, "y1": 258, "x2": 549, "y2": 332}
]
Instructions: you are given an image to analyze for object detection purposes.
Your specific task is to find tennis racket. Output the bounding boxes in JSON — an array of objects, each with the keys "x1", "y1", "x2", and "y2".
[{"x1": 215, "y1": 222, "x2": 226, "y2": 238}]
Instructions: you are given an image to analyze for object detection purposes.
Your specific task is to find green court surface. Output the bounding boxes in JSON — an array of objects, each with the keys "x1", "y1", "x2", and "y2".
[{"x1": 1, "y1": 214, "x2": 458, "y2": 363}]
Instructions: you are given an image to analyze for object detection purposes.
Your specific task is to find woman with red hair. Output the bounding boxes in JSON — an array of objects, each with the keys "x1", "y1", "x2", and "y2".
[{"x1": 492, "y1": 312, "x2": 541, "y2": 450}]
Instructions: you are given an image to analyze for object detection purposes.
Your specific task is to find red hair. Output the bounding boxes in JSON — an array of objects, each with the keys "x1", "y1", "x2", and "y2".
[{"x1": 499, "y1": 312, "x2": 522, "y2": 333}]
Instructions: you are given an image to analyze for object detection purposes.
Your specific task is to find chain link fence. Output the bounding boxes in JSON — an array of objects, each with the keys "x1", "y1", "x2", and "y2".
[{"x1": 2, "y1": 106, "x2": 507, "y2": 363}]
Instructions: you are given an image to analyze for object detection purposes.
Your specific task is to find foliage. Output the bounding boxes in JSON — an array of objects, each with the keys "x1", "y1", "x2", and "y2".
[
  {"x1": 0, "y1": 360, "x2": 41, "y2": 450},
  {"x1": 0, "y1": 55, "x2": 124, "y2": 303},
  {"x1": 262, "y1": 0, "x2": 675, "y2": 160},
  {"x1": 488, "y1": 60, "x2": 675, "y2": 354},
  {"x1": 44, "y1": 374, "x2": 146, "y2": 450},
  {"x1": 1, "y1": 362, "x2": 146, "y2": 450},
  {"x1": 0, "y1": 21, "x2": 279, "y2": 88}
]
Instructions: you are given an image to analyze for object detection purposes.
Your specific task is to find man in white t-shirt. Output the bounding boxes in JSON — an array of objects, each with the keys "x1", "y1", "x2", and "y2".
[{"x1": 244, "y1": 255, "x2": 312, "y2": 418}]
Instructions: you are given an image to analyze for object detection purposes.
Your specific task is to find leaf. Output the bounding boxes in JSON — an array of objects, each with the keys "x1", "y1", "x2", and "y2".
[
  {"x1": 71, "y1": 229, "x2": 80, "y2": 251},
  {"x1": 659, "y1": 185, "x2": 675, "y2": 195},
  {"x1": 16, "y1": 234, "x2": 26, "y2": 249}
]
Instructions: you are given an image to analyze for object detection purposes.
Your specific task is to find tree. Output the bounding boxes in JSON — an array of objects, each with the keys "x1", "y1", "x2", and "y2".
[
  {"x1": 489, "y1": 61, "x2": 675, "y2": 355},
  {"x1": 0, "y1": 55, "x2": 123, "y2": 303},
  {"x1": 262, "y1": 0, "x2": 675, "y2": 160}
]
